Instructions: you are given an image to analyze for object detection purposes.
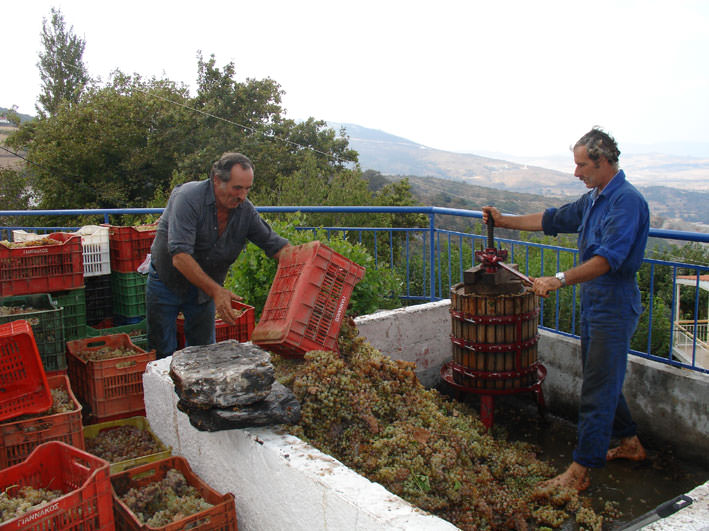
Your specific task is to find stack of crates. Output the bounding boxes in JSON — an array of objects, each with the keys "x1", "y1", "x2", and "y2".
[
  {"x1": 0, "y1": 321, "x2": 84, "y2": 467},
  {"x1": 1, "y1": 233, "x2": 83, "y2": 371},
  {"x1": 108, "y1": 224, "x2": 156, "y2": 325},
  {"x1": 9, "y1": 226, "x2": 111, "y2": 343},
  {"x1": 81, "y1": 225, "x2": 114, "y2": 326}
]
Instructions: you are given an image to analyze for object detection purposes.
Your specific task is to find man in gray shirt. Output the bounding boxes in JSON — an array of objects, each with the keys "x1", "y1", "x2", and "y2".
[{"x1": 147, "y1": 152, "x2": 289, "y2": 358}]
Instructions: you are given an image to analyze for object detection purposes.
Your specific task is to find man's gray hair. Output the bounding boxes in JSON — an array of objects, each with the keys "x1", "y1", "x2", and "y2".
[
  {"x1": 574, "y1": 127, "x2": 620, "y2": 168},
  {"x1": 210, "y1": 152, "x2": 254, "y2": 182}
]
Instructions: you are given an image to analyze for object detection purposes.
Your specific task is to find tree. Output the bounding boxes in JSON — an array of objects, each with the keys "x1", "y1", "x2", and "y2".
[
  {"x1": 7, "y1": 72, "x2": 198, "y2": 224},
  {"x1": 37, "y1": 7, "x2": 90, "y2": 117}
]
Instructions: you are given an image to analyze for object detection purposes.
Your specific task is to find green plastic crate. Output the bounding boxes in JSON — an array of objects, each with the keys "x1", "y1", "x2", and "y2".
[
  {"x1": 85, "y1": 318, "x2": 147, "y2": 350},
  {"x1": 52, "y1": 287, "x2": 87, "y2": 341},
  {"x1": 0, "y1": 293, "x2": 66, "y2": 371},
  {"x1": 110, "y1": 271, "x2": 146, "y2": 318}
]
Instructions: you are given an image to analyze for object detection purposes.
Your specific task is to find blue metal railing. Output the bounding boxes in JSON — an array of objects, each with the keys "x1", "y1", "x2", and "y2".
[{"x1": 2, "y1": 206, "x2": 708, "y2": 374}]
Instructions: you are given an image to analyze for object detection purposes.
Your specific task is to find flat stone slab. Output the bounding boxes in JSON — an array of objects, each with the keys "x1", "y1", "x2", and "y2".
[
  {"x1": 177, "y1": 381, "x2": 301, "y2": 431},
  {"x1": 170, "y1": 340, "x2": 274, "y2": 408}
]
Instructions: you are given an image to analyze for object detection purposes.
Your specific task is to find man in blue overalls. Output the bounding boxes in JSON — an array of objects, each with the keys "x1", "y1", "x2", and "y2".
[{"x1": 483, "y1": 127, "x2": 649, "y2": 491}]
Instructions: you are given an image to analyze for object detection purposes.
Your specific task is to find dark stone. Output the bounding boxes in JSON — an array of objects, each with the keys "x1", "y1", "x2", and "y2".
[
  {"x1": 170, "y1": 340, "x2": 274, "y2": 408},
  {"x1": 177, "y1": 381, "x2": 301, "y2": 432}
]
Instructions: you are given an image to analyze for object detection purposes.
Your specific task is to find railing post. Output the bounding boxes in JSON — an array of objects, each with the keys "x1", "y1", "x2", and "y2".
[{"x1": 429, "y1": 212, "x2": 436, "y2": 301}]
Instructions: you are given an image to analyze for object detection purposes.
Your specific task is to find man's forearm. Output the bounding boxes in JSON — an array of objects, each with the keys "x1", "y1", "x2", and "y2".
[{"x1": 497, "y1": 212, "x2": 544, "y2": 231}]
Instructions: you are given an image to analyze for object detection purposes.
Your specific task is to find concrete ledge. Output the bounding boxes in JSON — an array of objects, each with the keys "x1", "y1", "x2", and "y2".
[
  {"x1": 355, "y1": 300, "x2": 451, "y2": 387},
  {"x1": 143, "y1": 358, "x2": 457, "y2": 531}
]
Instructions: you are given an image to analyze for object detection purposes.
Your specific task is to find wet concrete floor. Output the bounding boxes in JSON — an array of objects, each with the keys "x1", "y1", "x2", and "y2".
[{"x1": 450, "y1": 391, "x2": 708, "y2": 529}]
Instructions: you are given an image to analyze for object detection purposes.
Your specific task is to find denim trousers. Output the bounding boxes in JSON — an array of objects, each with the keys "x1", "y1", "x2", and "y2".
[
  {"x1": 573, "y1": 281, "x2": 641, "y2": 468},
  {"x1": 146, "y1": 264, "x2": 215, "y2": 359}
]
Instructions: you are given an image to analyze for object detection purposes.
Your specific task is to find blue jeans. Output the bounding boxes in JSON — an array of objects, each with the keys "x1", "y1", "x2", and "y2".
[
  {"x1": 146, "y1": 264, "x2": 215, "y2": 359},
  {"x1": 573, "y1": 280, "x2": 642, "y2": 468}
]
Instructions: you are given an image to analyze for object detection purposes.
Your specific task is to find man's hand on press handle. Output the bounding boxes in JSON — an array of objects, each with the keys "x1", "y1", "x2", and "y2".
[
  {"x1": 481, "y1": 206, "x2": 505, "y2": 228},
  {"x1": 213, "y1": 286, "x2": 243, "y2": 325},
  {"x1": 529, "y1": 275, "x2": 564, "y2": 298}
]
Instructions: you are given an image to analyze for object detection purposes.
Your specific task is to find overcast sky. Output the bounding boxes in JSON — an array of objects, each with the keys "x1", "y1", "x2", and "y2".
[{"x1": 4, "y1": 0, "x2": 709, "y2": 157}]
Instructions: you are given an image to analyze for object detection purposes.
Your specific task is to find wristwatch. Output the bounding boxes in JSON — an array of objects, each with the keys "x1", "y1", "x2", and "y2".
[{"x1": 555, "y1": 272, "x2": 567, "y2": 287}]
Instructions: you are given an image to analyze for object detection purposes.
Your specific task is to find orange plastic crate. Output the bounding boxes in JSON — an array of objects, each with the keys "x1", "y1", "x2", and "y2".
[
  {"x1": 252, "y1": 241, "x2": 365, "y2": 358},
  {"x1": 0, "y1": 373, "x2": 84, "y2": 468},
  {"x1": 65, "y1": 334, "x2": 156, "y2": 421},
  {"x1": 0, "y1": 320, "x2": 52, "y2": 422},
  {"x1": 111, "y1": 456, "x2": 237, "y2": 530},
  {"x1": 0, "y1": 440, "x2": 113, "y2": 531},
  {"x1": 176, "y1": 300, "x2": 255, "y2": 349},
  {"x1": 108, "y1": 224, "x2": 157, "y2": 273},
  {"x1": 0, "y1": 232, "x2": 83, "y2": 297}
]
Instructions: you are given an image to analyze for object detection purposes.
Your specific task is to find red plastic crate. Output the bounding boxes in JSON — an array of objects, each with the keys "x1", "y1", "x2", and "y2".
[
  {"x1": 176, "y1": 300, "x2": 255, "y2": 349},
  {"x1": 252, "y1": 241, "x2": 365, "y2": 358},
  {"x1": 0, "y1": 232, "x2": 83, "y2": 297},
  {"x1": 111, "y1": 456, "x2": 237, "y2": 531},
  {"x1": 65, "y1": 334, "x2": 156, "y2": 421},
  {"x1": 0, "y1": 440, "x2": 113, "y2": 531},
  {"x1": 0, "y1": 320, "x2": 52, "y2": 422},
  {"x1": 0, "y1": 374, "x2": 84, "y2": 468},
  {"x1": 108, "y1": 224, "x2": 157, "y2": 273}
]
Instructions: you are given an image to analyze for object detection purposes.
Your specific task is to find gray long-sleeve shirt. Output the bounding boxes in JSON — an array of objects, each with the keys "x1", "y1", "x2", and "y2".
[{"x1": 150, "y1": 179, "x2": 288, "y2": 303}]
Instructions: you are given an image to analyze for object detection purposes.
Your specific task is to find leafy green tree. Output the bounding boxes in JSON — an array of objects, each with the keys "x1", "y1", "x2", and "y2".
[
  {"x1": 174, "y1": 54, "x2": 358, "y2": 193},
  {"x1": 37, "y1": 7, "x2": 90, "y2": 117},
  {"x1": 7, "y1": 73, "x2": 198, "y2": 225}
]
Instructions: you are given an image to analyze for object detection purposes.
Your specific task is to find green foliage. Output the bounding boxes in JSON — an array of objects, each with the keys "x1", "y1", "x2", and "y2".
[
  {"x1": 0, "y1": 168, "x2": 32, "y2": 229},
  {"x1": 37, "y1": 8, "x2": 89, "y2": 117},
  {"x1": 224, "y1": 214, "x2": 402, "y2": 318},
  {"x1": 6, "y1": 73, "x2": 198, "y2": 225},
  {"x1": 631, "y1": 294, "x2": 672, "y2": 355}
]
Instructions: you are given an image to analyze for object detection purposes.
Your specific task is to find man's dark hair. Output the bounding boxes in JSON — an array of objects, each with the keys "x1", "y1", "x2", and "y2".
[
  {"x1": 210, "y1": 152, "x2": 254, "y2": 182},
  {"x1": 574, "y1": 127, "x2": 620, "y2": 167}
]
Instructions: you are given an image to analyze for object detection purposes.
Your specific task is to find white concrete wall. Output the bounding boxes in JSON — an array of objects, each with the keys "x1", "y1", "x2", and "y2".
[{"x1": 143, "y1": 358, "x2": 457, "y2": 531}]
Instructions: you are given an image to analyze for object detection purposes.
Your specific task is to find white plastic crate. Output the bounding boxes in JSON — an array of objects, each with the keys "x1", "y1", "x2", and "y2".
[
  {"x1": 12, "y1": 226, "x2": 111, "y2": 277},
  {"x1": 77, "y1": 225, "x2": 111, "y2": 277}
]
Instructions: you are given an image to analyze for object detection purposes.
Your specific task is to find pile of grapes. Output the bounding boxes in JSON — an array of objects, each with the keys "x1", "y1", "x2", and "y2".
[
  {"x1": 12, "y1": 386, "x2": 75, "y2": 423},
  {"x1": 0, "y1": 485, "x2": 63, "y2": 523},
  {"x1": 0, "y1": 305, "x2": 40, "y2": 317},
  {"x1": 86, "y1": 425, "x2": 163, "y2": 463},
  {"x1": 118, "y1": 468, "x2": 212, "y2": 527},
  {"x1": 272, "y1": 320, "x2": 606, "y2": 530},
  {"x1": 0, "y1": 237, "x2": 61, "y2": 249},
  {"x1": 75, "y1": 346, "x2": 138, "y2": 362}
]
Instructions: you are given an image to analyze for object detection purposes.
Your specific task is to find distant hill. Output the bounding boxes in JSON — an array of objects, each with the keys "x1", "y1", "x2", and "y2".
[
  {"x1": 0, "y1": 107, "x2": 35, "y2": 124},
  {"x1": 333, "y1": 122, "x2": 709, "y2": 228},
  {"x1": 330, "y1": 122, "x2": 585, "y2": 197}
]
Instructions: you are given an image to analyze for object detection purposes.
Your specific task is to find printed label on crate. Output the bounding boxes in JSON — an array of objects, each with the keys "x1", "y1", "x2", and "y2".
[
  {"x1": 18, "y1": 502, "x2": 61, "y2": 525},
  {"x1": 335, "y1": 296, "x2": 347, "y2": 324},
  {"x1": 21, "y1": 247, "x2": 50, "y2": 255}
]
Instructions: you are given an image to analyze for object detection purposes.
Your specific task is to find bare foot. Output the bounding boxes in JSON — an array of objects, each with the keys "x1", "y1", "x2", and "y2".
[
  {"x1": 536, "y1": 462, "x2": 590, "y2": 492},
  {"x1": 606, "y1": 435, "x2": 647, "y2": 461}
]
